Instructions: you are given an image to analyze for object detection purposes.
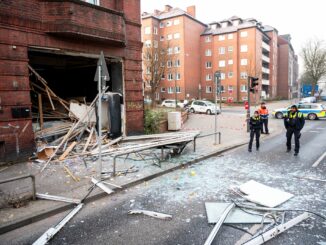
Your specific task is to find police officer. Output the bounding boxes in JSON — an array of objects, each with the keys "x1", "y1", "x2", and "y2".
[
  {"x1": 258, "y1": 102, "x2": 269, "y2": 134},
  {"x1": 248, "y1": 110, "x2": 262, "y2": 152},
  {"x1": 284, "y1": 105, "x2": 305, "y2": 156}
]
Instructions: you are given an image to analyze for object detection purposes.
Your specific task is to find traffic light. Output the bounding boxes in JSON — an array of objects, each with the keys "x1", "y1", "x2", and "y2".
[{"x1": 249, "y1": 76, "x2": 259, "y2": 93}]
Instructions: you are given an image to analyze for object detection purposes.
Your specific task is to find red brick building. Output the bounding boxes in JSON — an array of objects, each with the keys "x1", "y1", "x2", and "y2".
[
  {"x1": 0, "y1": 0, "x2": 143, "y2": 161},
  {"x1": 141, "y1": 5, "x2": 206, "y2": 103}
]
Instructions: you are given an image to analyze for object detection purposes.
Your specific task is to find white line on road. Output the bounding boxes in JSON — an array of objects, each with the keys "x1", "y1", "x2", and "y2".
[
  {"x1": 309, "y1": 131, "x2": 320, "y2": 133},
  {"x1": 312, "y1": 151, "x2": 326, "y2": 168}
]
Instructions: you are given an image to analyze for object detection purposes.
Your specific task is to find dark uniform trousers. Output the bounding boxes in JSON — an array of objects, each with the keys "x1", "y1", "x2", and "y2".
[
  {"x1": 249, "y1": 130, "x2": 260, "y2": 150},
  {"x1": 286, "y1": 127, "x2": 300, "y2": 153},
  {"x1": 261, "y1": 119, "x2": 268, "y2": 133}
]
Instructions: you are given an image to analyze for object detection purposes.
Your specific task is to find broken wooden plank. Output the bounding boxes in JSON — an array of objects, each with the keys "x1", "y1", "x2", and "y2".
[
  {"x1": 36, "y1": 193, "x2": 81, "y2": 204},
  {"x1": 204, "y1": 203, "x2": 235, "y2": 245},
  {"x1": 33, "y1": 203, "x2": 84, "y2": 245},
  {"x1": 91, "y1": 177, "x2": 114, "y2": 195},
  {"x1": 128, "y1": 209, "x2": 172, "y2": 220},
  {"x1": 38, "y1": 94, "x2": 44, "y2": 130},
  {"x1": 82, "y1": 126, "x2": 94, "y2": 153},
  {"x1": 59, "y1": 141, "x2": 77, "y2": 161},
  {"x1": 46, "y1": 87, "x2": 55, "y2": 110},
  {"x1": 63, "y1": 166, "x2": 80, "y2": 182},
  {"x1": 243, "y1": 212, "x2": 310, "y2": 245}
]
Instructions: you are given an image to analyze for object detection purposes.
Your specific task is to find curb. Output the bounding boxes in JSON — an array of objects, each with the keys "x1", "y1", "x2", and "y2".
[{"x1": 0, "y1": 142, "x2": 247, "y2": 235}]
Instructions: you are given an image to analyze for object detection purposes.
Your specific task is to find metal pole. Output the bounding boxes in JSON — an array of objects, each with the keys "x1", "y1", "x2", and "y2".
[
  {"x1": 247, "y1": 76, "x2": 251, "y2": 132},
  {"x1": 98, "y1": 64, "x2": 102, "y2": 179},
  {"x1": 214, "y1": 76, "x2": 218, "y2": 145},
  {"x1": 219, "y1": 84, "x2": 222, "y2": 113}
]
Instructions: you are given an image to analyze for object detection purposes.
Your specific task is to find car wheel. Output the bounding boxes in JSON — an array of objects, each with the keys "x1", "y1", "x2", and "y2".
[
  {"x1": 190, "y1": 108, "x2": 195, "y2": 113},
  {"x1": 308, "y1": 113, "x2": 317, "y2": 120},
  {"x1": 275, "y1": 112, "x2": 283, "y2": 119},
  {"x1": 206, "y1": 109, "x2": 211, "y2": 115}
]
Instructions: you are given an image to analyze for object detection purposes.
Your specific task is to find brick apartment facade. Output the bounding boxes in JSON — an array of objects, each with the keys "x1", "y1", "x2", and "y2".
[
  {"x1": 200, "y1": 17, "x2": 279, "y2": 103},
  {"x1": 277, "y1": 34, "x2": 299, "y2": 99},
  {"x1": 141, "y1": 5, "x2": 206, "y2": 103},
  {"x1": 141, "y1": 7, "x2": 298, "y2": 104},
  {"x1": 0, "y1": 0, "x2": 143, "y2": 161}
]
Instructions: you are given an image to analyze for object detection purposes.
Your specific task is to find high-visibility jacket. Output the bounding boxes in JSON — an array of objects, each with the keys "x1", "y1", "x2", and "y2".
[
  {"x1": 258, "y1": 108, "x2": 269, "y2": 119},
  {"x1": 284, "y1": 111, "x2": 305, "y2": 130}
]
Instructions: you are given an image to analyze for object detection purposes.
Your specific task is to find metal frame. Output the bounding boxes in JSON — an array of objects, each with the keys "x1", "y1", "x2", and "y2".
[
  {"x1": 193, "y1": 132, "x2": 221, "y2": 152},
  {"x1": 0, "y1": 174, "x2": 36, "y2": 200}
]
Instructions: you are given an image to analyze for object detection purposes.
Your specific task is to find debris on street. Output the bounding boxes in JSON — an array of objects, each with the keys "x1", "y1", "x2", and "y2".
[{"x1": 128, "y1": 209, "x2": 172, "y2": 220}]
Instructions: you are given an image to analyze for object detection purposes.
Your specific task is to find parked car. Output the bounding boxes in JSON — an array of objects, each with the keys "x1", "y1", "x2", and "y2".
[
  {"x1": 144, "y1": 98, "x2": 152, "y2": 105},
  {"x1": 189, "y1": 100, "x2": 221, "y2": 115},
  {"x1": 272, "y1": 103, "x2": 326, "y2": 120},
  {"x1": 299, "y1": 96, "x2": 317, "y2": 103},
  {"x1": 161, "y1": 99, "x2": 183, "y2": 108}
]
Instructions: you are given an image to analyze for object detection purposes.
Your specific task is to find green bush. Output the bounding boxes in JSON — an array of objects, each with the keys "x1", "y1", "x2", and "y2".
[{"x1": 144, "y1": 109, "x2": 164, "y2": 134}]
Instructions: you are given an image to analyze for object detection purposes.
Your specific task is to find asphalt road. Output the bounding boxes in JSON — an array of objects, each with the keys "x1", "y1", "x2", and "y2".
[{"x1": 1, "y1": 120, "x2": 326, "y2": 245}]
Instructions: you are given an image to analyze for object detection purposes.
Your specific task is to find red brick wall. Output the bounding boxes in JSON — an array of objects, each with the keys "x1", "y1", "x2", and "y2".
[{"x1": 0, "y1": 0, "x2": 143, "y2": 160}]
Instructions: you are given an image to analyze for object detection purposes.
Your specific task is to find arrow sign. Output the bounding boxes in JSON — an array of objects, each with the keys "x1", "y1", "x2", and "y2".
[{"x1": 94, "y1": 51, "x2": 110, "y2": 83}]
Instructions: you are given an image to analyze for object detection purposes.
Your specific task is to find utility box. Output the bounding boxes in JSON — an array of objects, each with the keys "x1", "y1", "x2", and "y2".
[{"x1": 168, "y1": 112, "x2": 181, "y2": 131}]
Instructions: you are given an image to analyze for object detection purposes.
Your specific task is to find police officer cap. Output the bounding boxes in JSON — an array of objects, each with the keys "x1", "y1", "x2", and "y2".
[{"x1": 291, "y1": 105, "x2": 298, "y2": 109}]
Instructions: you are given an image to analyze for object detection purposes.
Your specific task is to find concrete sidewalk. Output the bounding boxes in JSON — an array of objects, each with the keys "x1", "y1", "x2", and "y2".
[{"x1": 0, "y1": 100, "x2": 289, "y2": 234}]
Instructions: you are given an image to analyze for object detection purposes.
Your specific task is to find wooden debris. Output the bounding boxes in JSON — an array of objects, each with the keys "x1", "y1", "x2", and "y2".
[
  {"x1": 82, "y1": 126, "x2": 94, "y2": 153},
  {"x1": 63, "y1": 166, "x2": 80, "y2": 182},
  {"x1": 59, "y1": 141, "x2": 77, "y2": 161}
]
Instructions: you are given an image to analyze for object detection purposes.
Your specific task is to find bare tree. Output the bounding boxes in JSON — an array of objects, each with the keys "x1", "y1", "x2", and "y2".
[
  {"x1": 143, "y1": 39, "x2": 173, "y2": 107},
  {"x1": 301, "y1": 39, "x2": 326, "y2": 96}
]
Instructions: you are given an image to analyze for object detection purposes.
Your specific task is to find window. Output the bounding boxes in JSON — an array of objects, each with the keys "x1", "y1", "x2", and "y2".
[
  {"x1": 161, "y1": 87, "x2": 166, "y2": 92},
  {"x1": 146, "y1": 67, "x2": 150, "y2": 74},
  {"x1": 168, "y1": 73, "x2": 173, "y2": 80},
  {"x1": 167, "y1": 48, "x2": 173, "y2": 54},
  {"x1": 175, "y1": 59, "x2": 180, "y2": 67},
  {"x1": 228, "y1": 59, "x2": 233, "y2": 65},
  {"x1": 228, "y1": 72, "x2": 233, "y2": 78},
  {"x1": 161, "y1": 73, "x2": 165, "y2": 80},
  {"x1": 160, "y1": 22, "x2": 164, "y2": 28},
  {"x1": 167, "y1": 60, "x2": 172, "y2": 68},
  {"x1": 85, "y1": 0, "x2": 99, "y2": 5},
  {"x1": 174, "y1": 46, "x2": 181, "y2": 53},
  {"x1": 144, "y1": 26, "x2": 151, "y2": 34},
  {"x1": 219, "y1": 47, "x2": 225, "y2": 54},
  {"x1": 167, "y1": 34, "x2": 172, "y2": 40},
  {"x1": 166, "y1": 21, "x2": 172, "y2": 27},
  {"x1": 176, "y1": 73, "x2": 181, "y2": 80},
  {"x1": 160, "y1": 36, "x2": 164, "y2": 41},
  {"x1": 154, "y1": 53, "x2": 158, "y2": 61},
  {"x1": 240, "y1": 85, "x2": 247, "y2": 92},
  {"x1": 240, "y1": 72, "x2": 248, "y2": 79},
  {"x1": 153, "y1": 27, "x2": 158, "y2": 35},
  {"x1": 240, "y1": 31, "x2": 248, "y2": 37},
  {"x1": 218, "y1": 35, "x2": 225, "y2": 41},
  {"x1": 240, "y1": 45, "x2": 248, "y2": 52},
  {"x1": 205, "y1": 49, "x2": 212, "y2": 56},
  {"x1": 174, "y1": 33, "x2": 180, "y2": 39},
  {"x1": 153, "y1": 40, "x2": 158, "y2": 48},
  {"x1": 228, "y1": 46, "x2": 233, "y2": 52},
  {"x1": 175, "y1": 86, "x2": 181, "y2": 93},
  {"x1": 206, "y1": 61, "x2": 212, "y2": 68},
  {"x1": 206, "y1": 86, "x2": 212, "y2": 93},
  {"x1": 220, "y1": 85, "x2": 225, "y2": 92},
  {"x1": 174, "y1": 19, "x2": 180, "y2": 25},
  {"x1": 144, "y1": 40, "x2": 151, "y2": 47},
  {"x1": 228, "y1": 85, "x2": 233, "y2": 91},
  {"x1": 220, "y1": 73, "x2": 226, "y2": 80},
  {"x1": 228, "y1": 34, "x2": 233, "y2": 39},
  {"x1": 155, "y1": 92, "x2": 159, "y2": 100},
  {"x1": 168, "y1": 87, "x2": 174, "y2": 93},
  {"x1": 219, "y1": 60, "x2": 225, "y2": 67},
  {"x1": 206, "y1": 74, "x2": 212, "y2": 81},
  {"x1": 241, "y1": 59, "x2": 248, "y2": 65},
  {"x1": 205, "y1": 36, "x2": 212, "y2": 42}
]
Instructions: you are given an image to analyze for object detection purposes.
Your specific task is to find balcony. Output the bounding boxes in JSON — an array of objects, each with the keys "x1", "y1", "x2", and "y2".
[
  {"x1": 261, "y1": 79, "x2": 270, "y2": 85},
  {"x1": 262, "y1": 55, "x2": 270, "y2": 63},
  {"x1": 262, "y1": 67, "x2": 270, "y2": 74},
  {"x1": 41, "y1": 0, "x2": 126, "y2": 45},
  {"x1": 262, "y1": 42, "x2": 270, "y2": 52}
]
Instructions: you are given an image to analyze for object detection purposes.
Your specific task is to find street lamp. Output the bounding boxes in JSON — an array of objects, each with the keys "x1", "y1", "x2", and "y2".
[{"x1": 214, "y1": 71, "x2": 221, "y2": 145}]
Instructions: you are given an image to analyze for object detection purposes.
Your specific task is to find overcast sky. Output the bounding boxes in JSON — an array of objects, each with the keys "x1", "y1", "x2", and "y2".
[{"x1": 141, "y1": 0, "x2": 326, "y2": 73}]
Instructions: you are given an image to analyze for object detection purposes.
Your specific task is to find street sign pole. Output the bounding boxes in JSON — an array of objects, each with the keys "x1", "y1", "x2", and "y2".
[
  {"x1": 97, "y1": 63, "x2": 102, "y2": 179},
  {"x1": 214, "y1": 71, "x2": 221, "y2": 145}
]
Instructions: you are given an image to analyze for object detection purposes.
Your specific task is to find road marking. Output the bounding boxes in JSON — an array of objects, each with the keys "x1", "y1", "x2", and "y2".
[
  {"x1": 309, "y1": 130, "x2": 319, "y2": 133},
  {"x1": 312, "y1": 151, "x2": 326, "y2": 168}
]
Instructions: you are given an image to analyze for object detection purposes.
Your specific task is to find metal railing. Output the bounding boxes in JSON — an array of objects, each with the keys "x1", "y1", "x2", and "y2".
[{"x1": 193, "y1": 132, "x2": 222, "y2": 151}]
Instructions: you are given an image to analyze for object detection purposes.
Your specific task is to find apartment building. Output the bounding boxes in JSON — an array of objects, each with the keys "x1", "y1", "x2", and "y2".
[
  {"x1": 200, "y1": 16, "x2": 279, "y2": 102},
  {"x1": 141, "y1": 5, "x2": 206, "y2": 102},
  {"x1": 0, "y1": 0, "x2": 143, "y2": 160},
  {"x1": 277, "y1": 35, "x2": 299, "y2": 99}
]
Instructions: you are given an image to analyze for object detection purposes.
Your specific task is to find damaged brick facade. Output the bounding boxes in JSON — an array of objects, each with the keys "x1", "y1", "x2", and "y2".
[{"x1": 0, "y1": 0, "x2": 143, "y2": 161}]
